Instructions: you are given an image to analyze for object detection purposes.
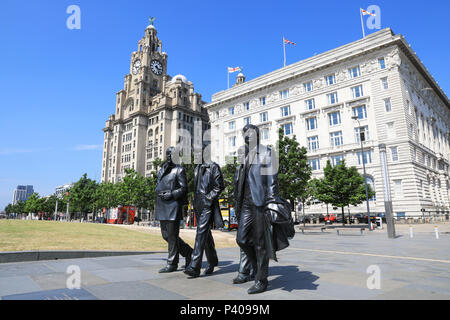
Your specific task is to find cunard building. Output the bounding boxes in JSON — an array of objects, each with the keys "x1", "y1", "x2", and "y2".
[
  {"x1": 206, "y1": 28, "x2": 450, "y2": 218},
  {"x1": 101, "y1": 21, "x2": 209, "y2": 183}
]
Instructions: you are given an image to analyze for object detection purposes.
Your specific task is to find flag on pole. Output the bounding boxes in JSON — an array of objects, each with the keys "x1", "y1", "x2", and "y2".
[
  {"x1": 361, "y1": 8, "x2": 376, "y2": 17},
  {"x1": 227, "y1": 67, "x2": 241, "y2": 89},
  {"x1": 282, "y1": 37, "x2": 296, "y2": 67},
  {"x1": 283, "y1": 38, "x2": 296, "y2": 46},
  {"x1": 228, "y1": 67, "x2": 241, "y2": 73}
]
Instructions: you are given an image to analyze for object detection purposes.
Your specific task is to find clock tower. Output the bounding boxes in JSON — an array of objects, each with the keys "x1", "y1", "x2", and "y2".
[
  {"x1": 101, "y1": 19, "x2": 210, "y2": 185},
  {"x1": 116, "y1": 19, "x2": 168, "y2": 120}
]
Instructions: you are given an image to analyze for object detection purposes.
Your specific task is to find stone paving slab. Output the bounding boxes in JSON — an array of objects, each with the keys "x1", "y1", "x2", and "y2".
[
  {"x1": 0, "y1": 276, "x2": 42, "y2": 297},
  {"x1": 0, "y1": 231, "x2": 449, "y2": 300},
  {"x1": 2, "y1": 288, "x2": 98, "y2": 300},
  {"x1": 84, "y1": 281, "x2": 187, "y2": 300}
]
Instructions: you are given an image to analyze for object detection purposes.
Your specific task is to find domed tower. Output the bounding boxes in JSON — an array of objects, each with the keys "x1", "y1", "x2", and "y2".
[
  {"x1": 235, "y1": 72, "x2": 246, "y2": 85},
  {"x1": 101, "y1": 19, "x2": 209, "y2": 184}
]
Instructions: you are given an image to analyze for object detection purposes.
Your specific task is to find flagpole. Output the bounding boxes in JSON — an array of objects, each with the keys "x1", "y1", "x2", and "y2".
[
  {"x1": 360, "y1": 9, "x2": 366, "y2": 38},
  {"x1": 227, "y1": 70, "x2": 229, "y2": 89},
  {"x1": 283, "y1": 37, "x2": 286, "y2": 67}
]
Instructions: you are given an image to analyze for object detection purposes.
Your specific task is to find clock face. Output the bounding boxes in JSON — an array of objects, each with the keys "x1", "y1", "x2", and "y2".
[
  {"x1": 150, "y1": 60, "x2": 163, "y2": 75},
  {"x1": 132, "y1": 60, "x2": 141, "y2": 75}
]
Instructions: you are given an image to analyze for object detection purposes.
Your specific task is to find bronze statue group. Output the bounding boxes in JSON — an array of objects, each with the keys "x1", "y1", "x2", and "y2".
[{"x1": 154, "y1": 124, "x2": 295, "y2": 294}]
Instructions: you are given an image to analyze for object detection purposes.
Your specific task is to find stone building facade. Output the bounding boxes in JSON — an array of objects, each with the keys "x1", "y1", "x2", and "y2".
[
  {"x1": 206, "y1": 28, "x2": 450, "y2": 218},
  {"x1": 101, "y1": 22, "x2": 209, "y2": 183}
]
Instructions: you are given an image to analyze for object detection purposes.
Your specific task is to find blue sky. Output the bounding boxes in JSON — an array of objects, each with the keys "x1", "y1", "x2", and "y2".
[{"x1": 1, "y1": 0, "x2": 449, "y2": 209}]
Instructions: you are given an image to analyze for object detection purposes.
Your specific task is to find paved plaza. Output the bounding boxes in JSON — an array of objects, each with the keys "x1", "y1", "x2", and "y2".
[{"x1": 0, "y1": 225, "x2": 449, "y2": 300}]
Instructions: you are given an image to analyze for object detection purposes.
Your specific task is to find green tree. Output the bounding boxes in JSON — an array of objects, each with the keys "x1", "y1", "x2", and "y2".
[
  {"x1": 24, "y1": 193, "x2": 42, "y2": 217},
  {"x1": 221, "y1": 156, "x2": 238, "y2": 206},
  {"x1": 43, "y1": 195, "x2": 58, "y2": 218},
  {"x1": 182, "y1": 152, "x2": 196, "y2": 210},
  {"x1": 117, "y1": 168, "x2": 144, "y2": 224},
  {"x1": 298, "y1": 179, "x2": 319, "y2": 226},
  {"x1": 143, "y1": 158, "x2": 163, "y2": 221},
  {"x1": 69, "y1": 174, "x2": 99, "y2": 221},
  {"x1": 4, "y1": 204, "x2": 13, "y2": 218},
  {"x1": 315, "y1": 160, "x2": 375, "y2": 225},
  {"x1": 276, "y1": 128, "x2": 312, "y2": 210},
  {"x1": 96, "y1": 182, "x2": 119, "y2": 213},
  {"x1": 12, "y1": 201, "x2": 26, "y2": 218}
]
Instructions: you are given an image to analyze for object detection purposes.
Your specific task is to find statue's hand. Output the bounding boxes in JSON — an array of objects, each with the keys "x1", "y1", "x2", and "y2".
[{"x1": 160, "y1": 191, "x2": 173, "y2": 201}]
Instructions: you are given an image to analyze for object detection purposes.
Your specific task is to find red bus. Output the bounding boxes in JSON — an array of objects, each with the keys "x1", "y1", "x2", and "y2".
[{"x1": 106, "y1": 206, "x2": 136, "y2": 224}]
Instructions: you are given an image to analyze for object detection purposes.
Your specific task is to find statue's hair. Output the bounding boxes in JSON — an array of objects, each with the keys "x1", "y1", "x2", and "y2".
[{"x1": 243, "y1": 124, "x2": 260, "y2": 144}]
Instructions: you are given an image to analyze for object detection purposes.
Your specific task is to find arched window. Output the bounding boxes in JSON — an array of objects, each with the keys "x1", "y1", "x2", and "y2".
[
  {"x1": 365, "y1": 176, "x2": 376, "y2": 201},
  {"x1": 148, "y1": 129, "x2": 153, "y2": 138}
]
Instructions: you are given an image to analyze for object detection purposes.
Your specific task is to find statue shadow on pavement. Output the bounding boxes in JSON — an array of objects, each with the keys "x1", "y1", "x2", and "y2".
[
  {"x1": 207, "y1": 261, "x2": 319, "y2": 292},
  {"x1": 267, "y1": 266, "x2": 319, "y2": 292}
]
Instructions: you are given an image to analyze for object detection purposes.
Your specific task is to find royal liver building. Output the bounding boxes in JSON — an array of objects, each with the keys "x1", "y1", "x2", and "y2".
[
  {"x1": 206, "y1": 28, "x2": 450, "y2": 218},
  {"x1": 101, "y1": 21, "x2": 209, "y2": 183}
]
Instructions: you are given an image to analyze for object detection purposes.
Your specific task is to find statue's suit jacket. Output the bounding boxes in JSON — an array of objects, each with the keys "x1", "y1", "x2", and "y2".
[
  {"x1": 234, "y1": 145, "x2": 280, "y2": 218},
  {"x1": 155, "y1": 162, "x2": 187, "y2": 221},
  {"x1": 233, "y1": 144, "x2": 293, "y2": 260},
  {"x1": 194, "y1": 161, "x2": 225, "y2": 229}
]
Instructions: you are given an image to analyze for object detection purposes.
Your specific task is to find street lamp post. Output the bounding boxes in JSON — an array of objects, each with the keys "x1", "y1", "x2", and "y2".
[{"x1": 352, "y1": 116, "x2": 372, "y2": 231}]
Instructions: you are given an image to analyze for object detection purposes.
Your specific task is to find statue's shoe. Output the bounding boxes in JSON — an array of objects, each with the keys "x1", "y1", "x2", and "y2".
[
  {"x1": 158, "y1": 265, "x2": 177, "y2": 273},
  {"x1": 184, "y1": 267, "x2": 200, "y2": 278},
  {"x1": 247, "y1": 281, "x2": 268, "y2": 294}
]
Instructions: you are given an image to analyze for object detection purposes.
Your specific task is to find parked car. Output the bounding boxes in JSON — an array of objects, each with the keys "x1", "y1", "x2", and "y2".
[
  {"x1": 298, "y1": 215, "x2": 313, "y2": 224},
  {"x1": 324, "y1": 214, "x2": 337, "y2": 224}
]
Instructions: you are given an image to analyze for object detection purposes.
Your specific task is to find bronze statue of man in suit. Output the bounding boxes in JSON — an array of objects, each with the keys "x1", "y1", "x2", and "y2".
[
  {"x1": 155, "y1": 147, "x2": 193, "y2": 273},
  {"x1": 184, "y1": 143, "x2": 225, "y2": 278},
  {"x1": 233, "y1": 124, "x2": 282, "y2": 294}
]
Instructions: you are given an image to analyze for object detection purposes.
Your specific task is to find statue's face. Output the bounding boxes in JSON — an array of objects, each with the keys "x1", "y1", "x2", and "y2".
[
  {"x1": 243, "y1": 127, "x2": 258, "y2": 146},
  {"x1": 166, "y1": 148, "x2": 173, "y2": 163}
]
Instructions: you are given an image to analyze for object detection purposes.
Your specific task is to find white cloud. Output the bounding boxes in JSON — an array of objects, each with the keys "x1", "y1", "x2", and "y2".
[{"x1": 73, "y1": 144, "x2": 102, "y2": 151}]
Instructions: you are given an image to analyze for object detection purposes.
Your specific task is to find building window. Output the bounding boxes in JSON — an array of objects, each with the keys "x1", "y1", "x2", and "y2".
[
  {"x1": 303, "y1": 81, "x2": 313, "y2": 92},
  {"x1": 308, "y1": 158, "x2": 321, "y2": 171},
  {"x1": 331, "y1": 154, "x2": 345, "y2": 167},
  {"x1": 244, "y1": 117, "x2": 251, "y2": 125},
  {"x1": 381, "y1": 77, "x2": 389, "y2": 90},
  {"x1": 260, "y1": 96, "x2": 266, "y2": 106},
  {"x1": 351, "y1": 85, "x2": 364, "y2": 98},
  {"x1": 281, "y1": 105, "x2": 291, "y2": 117},
  {"x1": 308, "y1": 136, "x2": 319, "y2": 151},
  {"x1": 352, "y1": 105, "x2": 367, "y2": 119},
  {"x1": 330, "y1": 131, "x2": 343, "y2": 147},
  {"x1": 262, "y1": 128, "x2": 270, "y2": 140},
  {"x1": 355, "y1": 126, "x2": 370, "y2": 143},
  {"x1": 260, "y1": 112, "x2": 268, "y2": 122},
  {"x1": 406, "y1": 100, "x2": 411, "y2": 115},
  {"x1": 283, "y1": 123, "x2": 293, "y2": 135},
  {"x1": 327, "y1": 92, "x2": 339, "y2": 105},
  {"x1": 357, "y1": 151, "x2": 372, "y2": 165},
  {"x1": 229, "y1": 107, "x2": 235, "y2": 115},
  {"x1": 325, "y1": 74, "x2": 336, "y2": 86},
  {"x1": 391, "y1": 147, "x2": 399, "y2": 162},
  {"x1": 365, "y1": 176, "x2": 376, "y2": 201},
  {"x1": 384, "y1": 98, "x2": 392, "y2": 112},
  {"x1": 228, "y1": 121, "x2": 235, "y2": 130},
  {"x1": 306, "y1": 117, "x2": 318, "y2": 131},
  {"x1": 305, "y1": 98, "x2": 315, "y2": 110},
  {"x1": 280, "y1": 89, "x2": 289, "y2": 99},
  {"x1": 393, "y1": 179, "x2": 403, "y2": 199},
  {"x1": 244, "y1": 102, "x2": 250, "y2": 110},
  {"x1": 386, "y1": 122, "x2": 396, "y2": 138},
  {"x1": 379, "y1": 58, "x2": 386, "y2": 70},
  {"x1": 349, "y1": 66, "x2": 361, "y2": 79},
  {"x1": 229, "y1": 136, "x2": 236, "y2": 147},
  {"x1": 328, "y1": 111, "x2": 341, "y2": 126}
]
